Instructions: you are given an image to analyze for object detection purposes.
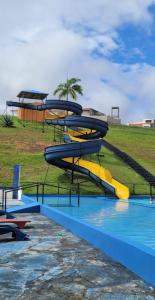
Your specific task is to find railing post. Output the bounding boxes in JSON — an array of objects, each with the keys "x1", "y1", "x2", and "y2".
[
  {"x1": 133, "y1": 183, "x2": 136, "y2": 195},
  {"x1": 2, "y1": 189, "x2": 4, "y2": 209},
  {"x1": 69, "y1": 188, "x2": 71, "y2": 206},
  {"x1": 77, "y1": 183, "x2": 80, "y2": 207},
  {"x1": 4, "y1": 191, "x2": 7, "y2": 214},
  {"x1": 150, "y1": 184, "x2": 152, "y2": 196},
  {"x1": 71, "y1": 158, "x2": 74, "y2": 184},
  {"x1": 41, "y1": 184, "x2": 44, "y2": 204},
  {"x1": 36, "y1": 184, "x2": 39, "y2": 202}
]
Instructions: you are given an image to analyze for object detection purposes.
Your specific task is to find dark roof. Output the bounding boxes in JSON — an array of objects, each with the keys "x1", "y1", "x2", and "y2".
[{"x1": 17, "y1": 90, "x2": 48, "y2": 100}]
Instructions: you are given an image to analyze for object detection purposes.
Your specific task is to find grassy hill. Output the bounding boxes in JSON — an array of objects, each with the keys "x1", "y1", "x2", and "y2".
[
  {"x1": 0, "y1": 118, "x2": 155, "y2": 195},
  {"x1": 106, "y1": 125, "x2": 155, "y2": 175}
]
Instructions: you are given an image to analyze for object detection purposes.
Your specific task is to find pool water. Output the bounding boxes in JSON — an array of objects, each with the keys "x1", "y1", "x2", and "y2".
[
  {"x1": 31, "y1": 195, "x2": 155, "y2": 250},
  {"x1": 129, "y1": 197, "x2": 155, "y2": 206}
]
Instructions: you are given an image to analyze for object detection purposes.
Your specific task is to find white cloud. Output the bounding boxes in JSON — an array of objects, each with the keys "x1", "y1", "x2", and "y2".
[
  {"x1": 87, "y1": 33, "x2": 119, "y2": 56},
  {"x1": 0, "y1": 0, "x2": 155, "y2": 122}
]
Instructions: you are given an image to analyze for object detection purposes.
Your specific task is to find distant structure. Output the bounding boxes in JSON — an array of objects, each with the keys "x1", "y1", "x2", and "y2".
[
  {"x1": 82, "y1": 108, "x2": 106, "y2": 119},
  {"x1": 82, "y1": 107, "x2": 121, "y2": 124},
  {"x1": 16, "y1": 90, "x2": 48, "y2": 122},
  {"x1": 12, "y1": 91, "x2": 121, "y2": 125},
  {"x1": 111, "y1": 106, "x2": 119, "y2": 119},
  {"x1": 17, "y1": 90, "x2": 48, "y2": 101},
  {"x1": 128, "y1": 119, "x2": 155, "y2": 128}
]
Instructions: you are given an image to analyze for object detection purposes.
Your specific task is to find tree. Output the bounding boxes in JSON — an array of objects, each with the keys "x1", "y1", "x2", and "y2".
[{"x1": 53, "y1": 78, "x2": 83, "y2": 101}]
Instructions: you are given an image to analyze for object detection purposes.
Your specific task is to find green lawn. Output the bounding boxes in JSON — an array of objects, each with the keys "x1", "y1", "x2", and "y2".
[
  {"x1": 0, "y1": 119, "x2": 154, "y2": 195},
  {"x1": 106, "y1": 125, "x2": 155, "y2": 175}
]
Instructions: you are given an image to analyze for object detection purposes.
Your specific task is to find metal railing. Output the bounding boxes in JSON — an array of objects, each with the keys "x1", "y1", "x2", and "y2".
[
  {"x1": 1, "y1": 179, "x2": 154, "y2": 215},
  {"x1": 124, "y1": 183, "x2": 155, "y2": 196},
  {"x1": 1, "y1": 181, "x2": 80, "y2": 213},
  {"x1": 102, "y1": 139, "x2": 155, "y2": 187},
  {"x1": 77, "y1": 179, "x2": 155, "y2": 197},
  {"x1": 2, "y1": 183, "x2": 40, "y2": 212}
]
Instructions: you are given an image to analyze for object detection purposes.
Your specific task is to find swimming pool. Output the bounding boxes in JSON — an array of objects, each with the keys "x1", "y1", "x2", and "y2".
[
  {"x1": 28, "y1": 195, "x2": 155, "y2": 250},
  {"x1": 53, "y1": 196, "x2": 155, "y2": 250}
]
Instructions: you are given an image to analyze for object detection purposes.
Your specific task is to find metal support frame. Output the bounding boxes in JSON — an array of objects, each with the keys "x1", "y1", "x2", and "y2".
[{"x1": 111, "y1": 106, "x2": 119, "y2": 119}]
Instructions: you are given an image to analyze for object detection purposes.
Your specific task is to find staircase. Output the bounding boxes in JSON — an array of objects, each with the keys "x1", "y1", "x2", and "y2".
[{"x1": 102, "y1": 140, "x2": 155, "y2": 187}]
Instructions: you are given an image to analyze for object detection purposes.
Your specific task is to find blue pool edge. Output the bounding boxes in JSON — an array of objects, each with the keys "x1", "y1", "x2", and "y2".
[{"x1": 21, "y1": 194, "x2": 155, "y2": 286}]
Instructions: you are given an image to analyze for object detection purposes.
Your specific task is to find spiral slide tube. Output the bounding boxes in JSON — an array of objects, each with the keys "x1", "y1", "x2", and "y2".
[{"x1": 7, "y1": 100, "x2": 129, "y2": 199}]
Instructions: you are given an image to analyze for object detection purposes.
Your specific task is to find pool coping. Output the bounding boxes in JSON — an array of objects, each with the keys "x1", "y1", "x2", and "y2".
[{"x1": 20, "y1": 194, "x2": 155, "y2": 286}]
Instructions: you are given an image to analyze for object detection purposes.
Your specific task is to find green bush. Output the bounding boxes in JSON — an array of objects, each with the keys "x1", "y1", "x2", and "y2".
[{"x1": 0, "y1": 115, "x2": 15, "y2": 128}]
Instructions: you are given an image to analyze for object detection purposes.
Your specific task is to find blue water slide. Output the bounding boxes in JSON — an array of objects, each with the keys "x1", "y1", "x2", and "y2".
[
  {"x1": 7, "y1": 99, "x2": 82, "y2": 115},
  {"x1": 7, "y1": 99, "x2": 129, "y2": 198},
  {"x1": 7, "y1": 99, "x2": 110, "y2": 188},
  {"x1": 46, "y1": 115, "x2": 108, "y2": 139}
]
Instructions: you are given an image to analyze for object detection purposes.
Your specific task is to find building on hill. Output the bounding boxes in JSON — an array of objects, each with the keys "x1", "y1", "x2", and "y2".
[
  {"x1": 82, "y1": 108, "x2": 107, "y2": 121},
  {"x1": 128, "y1": 119, "x2": 155, "y2": 128},
  {"x1": 17, "y1": 102, "x2": 45, "y2": 122},
  {"x1": 82, "y1": 107, "x2": 121, "y2": 124},
  {"x1": 15, "y1": 90, "x2": 49, "y2": 122}
]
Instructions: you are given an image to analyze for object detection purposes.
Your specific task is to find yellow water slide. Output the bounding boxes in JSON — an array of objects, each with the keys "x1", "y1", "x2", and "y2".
[{"x1": 65, "y1": 133, "x2": 129, "y2": 200}]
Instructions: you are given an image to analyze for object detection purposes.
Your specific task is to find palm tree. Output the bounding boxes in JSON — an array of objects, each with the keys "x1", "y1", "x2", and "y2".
[{"x1": 53, "y1": 78, "x2": 83, "y2": 101}]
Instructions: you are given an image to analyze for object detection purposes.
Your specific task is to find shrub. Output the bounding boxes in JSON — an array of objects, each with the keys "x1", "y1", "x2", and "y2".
[{"x1": 0, "y1": 115, "x2": 15, "y2": 127}]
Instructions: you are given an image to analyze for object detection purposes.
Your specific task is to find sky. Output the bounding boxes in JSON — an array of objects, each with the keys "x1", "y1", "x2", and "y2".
[{"x1": 0, "y1": 0, "x2": 155, "y2": 123}]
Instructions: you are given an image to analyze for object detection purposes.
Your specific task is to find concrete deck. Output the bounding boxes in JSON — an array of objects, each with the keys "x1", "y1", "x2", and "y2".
[{"x1": 0, "y1": 212, "x2": 155, "y2": 300}]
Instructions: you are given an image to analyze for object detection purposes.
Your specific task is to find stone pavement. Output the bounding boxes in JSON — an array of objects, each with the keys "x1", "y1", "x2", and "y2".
[{"x1": 0, "y1": 213, "x2": 155, "y2": 300}]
